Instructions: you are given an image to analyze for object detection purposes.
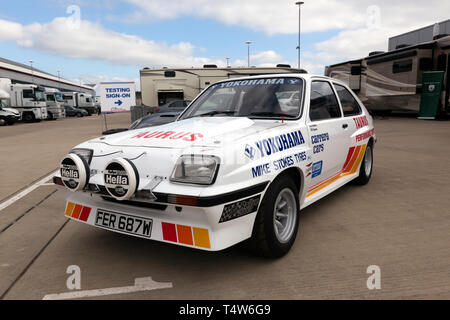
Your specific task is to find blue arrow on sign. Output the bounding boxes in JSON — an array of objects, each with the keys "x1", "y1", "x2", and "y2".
[{"x1": 114, "y1": 100, "x2": 123, "y2": 106}]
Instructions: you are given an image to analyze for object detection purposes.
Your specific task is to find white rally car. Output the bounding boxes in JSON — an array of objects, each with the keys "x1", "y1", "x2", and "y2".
[{"x1": 54, "y1": 74, "x2": 376, "y2": 258}]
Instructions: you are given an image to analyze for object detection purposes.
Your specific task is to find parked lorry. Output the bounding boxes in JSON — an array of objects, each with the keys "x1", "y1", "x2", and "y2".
[
  {"x1": 0, "y1": 78, "x2": 47, "y2": 122},
  {"x1": 0, "y1": 89, "x2": 20, "y2": 125},
  {"x1": 63, "y1": 92, "x2": 98, "y2": 115},
  {"x1": 44, "y1": 87, "x2": 66, "y2": 120}
]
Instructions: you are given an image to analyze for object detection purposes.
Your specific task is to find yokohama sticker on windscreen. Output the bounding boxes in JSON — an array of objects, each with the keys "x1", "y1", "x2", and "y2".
[{"x1": 95, "y1": 209, "x2": 152, "y2": 238}]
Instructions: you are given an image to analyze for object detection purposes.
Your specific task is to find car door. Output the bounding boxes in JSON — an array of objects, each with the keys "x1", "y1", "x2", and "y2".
[{"x1": 306, "y1": 80, "x2": 349, "y2": 187}]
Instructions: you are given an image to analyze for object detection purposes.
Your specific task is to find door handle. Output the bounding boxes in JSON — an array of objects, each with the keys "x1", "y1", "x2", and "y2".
[
  {"x1": 342, "y1": 124, "x2": 348, "y2": 129},
  {"x1": 309, "y1": 124, "x2": 318, "y2": 131}
]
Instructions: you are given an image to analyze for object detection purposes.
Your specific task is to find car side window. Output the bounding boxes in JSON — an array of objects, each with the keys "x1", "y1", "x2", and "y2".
[
  {"x1": 309, "y1": 81, "x2": 342, "y2": 121},
  {"x1": 334, "y1": 84, "x2": 362, "y2": 117}
]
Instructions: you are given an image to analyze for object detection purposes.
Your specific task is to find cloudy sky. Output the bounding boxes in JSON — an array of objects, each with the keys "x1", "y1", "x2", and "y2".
[{"x1": 0, "y1": 0, "x2": 449, "y2": 88}]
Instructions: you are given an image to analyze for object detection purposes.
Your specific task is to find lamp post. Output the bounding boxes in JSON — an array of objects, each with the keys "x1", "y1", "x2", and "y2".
[
  {"x1": 226, "y1": 57, "x2": 230, "y2": 68},
  {"x1": 245, "y1": 41, "x2": 252, "y2": 67},
  {"x1": 57, "y1": 70, "x2": 61, "y2": 89},
  {"x1": 295, "y1": 1, "x2": 304, "y2": 70},
  {"x1": 29, "y1": 60, "x2": 34, "y2": 84}
]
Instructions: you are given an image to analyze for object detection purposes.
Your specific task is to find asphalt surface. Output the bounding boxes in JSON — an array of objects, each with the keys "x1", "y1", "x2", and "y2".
[{"x1": 1, "y1": 114, "x2": 450, "y2": 300}]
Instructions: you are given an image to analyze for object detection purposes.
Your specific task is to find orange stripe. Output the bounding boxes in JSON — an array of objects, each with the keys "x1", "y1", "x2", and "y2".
[
  {"x1": 307, "y1": 174, "x2": 343, "y2": 197},
  {"x1": 177, "y1": 225, "x2": 194, "y2": 246},
  {"x1": 71, "y1": 204, "x2": 83, "y2": 219},
  {"x1": 193, "y1": 227, "x2": 211, "y2": 249},
  {"x1": 343, "y1": 145, "x2": 361, "y2": 173},
  {"x1": 65, "y1": 202, "x2": 75, "y2": 217},
  {"x1": 308, "y1": 170, "x2": 342, "y2": 192},
  {"x1": 350, "y1": 145, "x2": 366, "y2": 174}
]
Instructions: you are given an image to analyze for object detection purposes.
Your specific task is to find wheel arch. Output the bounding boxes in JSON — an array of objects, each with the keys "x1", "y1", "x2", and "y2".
[{"x1": 270, "y1": 166, "x2": 305, "y2": 200}]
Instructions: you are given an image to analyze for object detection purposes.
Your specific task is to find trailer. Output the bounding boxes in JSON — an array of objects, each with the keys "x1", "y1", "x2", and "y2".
[
  {"x1": 62, "y1": 92, "x2": 98, "y2": 115},
  {"x1": 325, "y1": 35, "x2": 450, "y2": 115},
  {"x1": 44, "y1": 87, "x2": 65, "y2": 120},
  {"x1": 0, "y1": 78, "x2": 47, "y2": 122}
]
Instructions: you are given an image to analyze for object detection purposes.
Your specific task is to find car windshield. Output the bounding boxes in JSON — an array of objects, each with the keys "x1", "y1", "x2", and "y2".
[{"x1": 179, "y1": 77, "x2": 304, "y2": 120}]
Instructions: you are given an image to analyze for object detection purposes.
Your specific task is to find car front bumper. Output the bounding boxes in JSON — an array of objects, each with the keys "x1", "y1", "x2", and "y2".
[{"x1": 58, "y1": 181, "x2": 268, "y2": 251}]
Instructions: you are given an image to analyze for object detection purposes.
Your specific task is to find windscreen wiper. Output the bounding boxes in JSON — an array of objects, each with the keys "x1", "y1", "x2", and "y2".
[
  {"x1": 248, "y1": 112, "x2": 296, "y2": 117},
  {"x1": 197, "y1": 111, "x2": 236, "y2": 117}
]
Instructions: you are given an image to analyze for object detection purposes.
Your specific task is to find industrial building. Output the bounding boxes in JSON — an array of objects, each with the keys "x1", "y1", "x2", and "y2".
[
  {"x1": 0, "y1": 57, "x2": 95, "y2": 95},
  {"x1": 140, "y1": 65, "x2": 305, "y2": 107}
]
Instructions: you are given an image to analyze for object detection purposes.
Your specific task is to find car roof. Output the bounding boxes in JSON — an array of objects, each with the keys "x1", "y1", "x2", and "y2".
[{"x1": 210, "y1": 73, "x2": 336, "y2": 85}]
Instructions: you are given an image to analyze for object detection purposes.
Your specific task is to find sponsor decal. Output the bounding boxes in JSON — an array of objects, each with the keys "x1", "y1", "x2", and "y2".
[
  {"x1": 131, "y1": 130, "x2": 204, "y2": 141},
  {"x1": 311, "y1": 133, "x2": 329, "y2": 144},
  {"x1": 313, "y1": 144, "x2": 324, "y2": 154},
  {"x1": 255, "y1": 130, "x2": 305, "y2": 158},
  {"x1": 251, "y1": 151, "x2": 307, "y2": 178},
  {"x1": 211, "y1": 78, "x2": 287, "y2": 90},
  {"x1": 353, "y1": 115, "x2": 369, "y2": 130},
  {"x1": 428, "y1": 84, "x2": 435, "y2": 93},
  {"x1": 252, "y1": 163, "x2": 271, "y2": 178},
  {"x1": 312, "y1": 161, "x2": 323, "y2": 178},
  {"x1": 244, "y1": 144, "x2": 256, "y2": 160},
  {"x1": 356, "y1": 128, "x2": 375, "y2": 142},
  {"x1": 219, "y1": 195, "x2": 261, "y2": 223},
  {"x1": 104, "y1": 158, "x2": 139, "y2": 200}
]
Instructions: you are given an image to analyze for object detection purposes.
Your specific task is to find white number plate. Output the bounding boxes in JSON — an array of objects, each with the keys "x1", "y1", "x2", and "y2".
[{"x1": 95, "y1": 209, "x2": 152, "y2": 238}]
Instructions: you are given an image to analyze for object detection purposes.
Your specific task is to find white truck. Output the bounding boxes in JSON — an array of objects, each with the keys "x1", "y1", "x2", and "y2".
[
  {"x1": 0, "y1": 78, "x2": 47, "y2": 122},
  {"x1": 44, "y1": 87, "x2": 65, "y2": 120},
  {"x1": 63, "y1": 92, "x2": 98, "y2": 115},
  {"x1": 0, "y1": 89, "x2": 20, "y2": 125}
]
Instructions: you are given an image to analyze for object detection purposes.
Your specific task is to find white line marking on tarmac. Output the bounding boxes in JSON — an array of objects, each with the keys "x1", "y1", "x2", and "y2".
[
  {"x1": 42, "y1": 277, "x2": 173, "y2": 300},
  {"x1": 0, "y1": 171, "x2": 58, "y2": 212}
]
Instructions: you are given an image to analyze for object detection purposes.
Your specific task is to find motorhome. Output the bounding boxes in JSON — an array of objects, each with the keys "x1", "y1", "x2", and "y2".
[
  {"x1": 63, "y1": 92, "x2": 98, "y2": 115},
  {"x1": 0, "y1": 78, "x2": 47, "y2": 122},
  {"x1": 44, "y1": 87, "x2": 65, "y2": 120},
  {"x1": 325, "y1": 35, "x2": 450, "y2": 115},
  {"x1": 140, "y1": 65, "x2": 305, "y2": 107}
]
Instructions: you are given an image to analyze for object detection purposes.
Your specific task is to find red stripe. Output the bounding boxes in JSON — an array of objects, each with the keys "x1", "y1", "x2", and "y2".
[
  {"x1": 79, "y1": 207, "x2": 92, "y2": 222},
  {"x1": 162, "y1": 222, "x2": 177, "y2": 242},
  {"x1": 342, "y1": 147, "x2": 355, "y2": 170}
]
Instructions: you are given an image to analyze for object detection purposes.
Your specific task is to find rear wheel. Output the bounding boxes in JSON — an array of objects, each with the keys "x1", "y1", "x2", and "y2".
[
  {"x1": 352, "y1": 142, "x2": 373, "y2": 185},
  {"x1": 248, "y1": 175, "x2": 300, "y2": 258}
]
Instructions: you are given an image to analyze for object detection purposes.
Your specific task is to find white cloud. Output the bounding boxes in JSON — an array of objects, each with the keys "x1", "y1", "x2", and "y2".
[
  {"x1": 0, "y1": 17, "x2": 223, "y2": 68},
  {"x1": 0, "y1": 19, "x2": 24, "y2": 41},
  {"x1": 122, "y1": 0, "x2": 450, "y2": 35}
]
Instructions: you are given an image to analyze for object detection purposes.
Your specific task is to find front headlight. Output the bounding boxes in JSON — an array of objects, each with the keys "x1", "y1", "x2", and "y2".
[
  {"x1": 170, "y1": 155, "x2": 220, "y2": 185},
  {"x1": 70, "y1": 148, "x2": 93, "y2": 165}
]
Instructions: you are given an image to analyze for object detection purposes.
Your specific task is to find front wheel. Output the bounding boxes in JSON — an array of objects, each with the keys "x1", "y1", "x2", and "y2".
[
  {"x1": 352, "y1": 142, "x2": 373, "y2": 185},
  {"x1": 248, "y1": 176, "x2": 300, "y2": 258},
  {"x1": 23, "y1": 112, "x2": 35, "y2": 123}
]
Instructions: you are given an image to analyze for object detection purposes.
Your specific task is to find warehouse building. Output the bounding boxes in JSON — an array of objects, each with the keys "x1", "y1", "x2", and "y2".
[
  {"x1": 140, "y1": 65, "x2": 305, "y2": 107},
  {"x1": 0, "y1": 57, "x2": 95, "y2": 94}
]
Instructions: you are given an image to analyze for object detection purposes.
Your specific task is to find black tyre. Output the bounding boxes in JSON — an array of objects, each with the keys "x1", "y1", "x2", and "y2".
[
  {"x1": 47, "y1": 112, "x2": 53, "y2": 120},
  {"x1": 248, "y1": 175, "x2": 300, "y2": 258},
  {"x1": 352, "y1": 141, "x2": 373, "y2": 185},
  {"x1": 23, "y1": 112, "x2": 35, "y2": 123},
  {"x1": 77, "y1": 112, "x2": 83, "y2": 117},
  {"x1": 6, "y1": 118, "x2": 16, "y2": 125}
]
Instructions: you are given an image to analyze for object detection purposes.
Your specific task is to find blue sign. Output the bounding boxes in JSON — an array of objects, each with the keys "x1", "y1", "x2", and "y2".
[{"x1": 312, "y1": 161, "x2": 323, "y2": 178}]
